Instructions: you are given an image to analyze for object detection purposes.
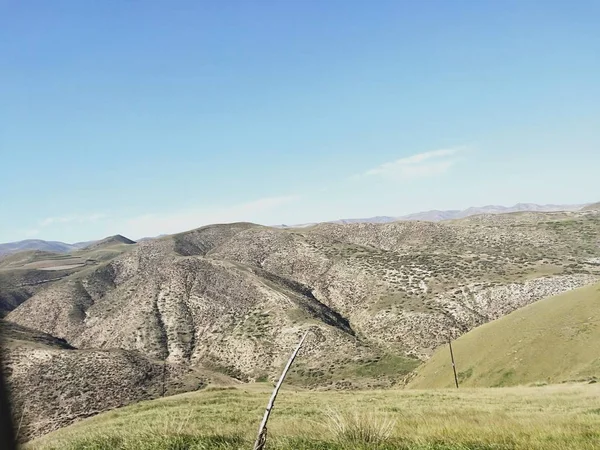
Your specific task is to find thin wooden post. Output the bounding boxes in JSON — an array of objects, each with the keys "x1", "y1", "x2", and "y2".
[
  {"x1": 449, "y1": 337, "x2": 459, "y2": 389},
  {"x1": 161, "y1": 359, "x2": 167, "y2": 397},
  {"x1": 15, "y1": 402, "x2": 26, "y2": 442},
  {"x1": 253, "y1": 331, "x2": 309, "y2": 450}
]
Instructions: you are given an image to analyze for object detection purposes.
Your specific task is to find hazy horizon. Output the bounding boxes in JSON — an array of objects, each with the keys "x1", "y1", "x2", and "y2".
[{"x1": 1, "y1": 199, "x2": 594, "y2": 244}]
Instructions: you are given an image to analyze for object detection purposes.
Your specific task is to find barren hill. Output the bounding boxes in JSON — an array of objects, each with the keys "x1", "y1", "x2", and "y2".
[
  {"x1": 0, "y1": 320, "x2": 231, "y2": 440},
  {"x1": 1, "y1": 321, "x2": 168, "y2": 440},
  {"x1": 80, "y1": 234, "x2": 135, "y2": 250},
  {"x1": 582, "y1": 201, "x2": 600, "y2": 211},
  {"x1": 3, "y1": 209, "x2": 600, "y2": 438}
]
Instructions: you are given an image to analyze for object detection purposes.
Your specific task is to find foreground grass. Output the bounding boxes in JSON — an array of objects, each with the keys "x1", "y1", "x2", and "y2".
[{"x1": 27, "y1": 383, "x2": 600, "y2": 450}]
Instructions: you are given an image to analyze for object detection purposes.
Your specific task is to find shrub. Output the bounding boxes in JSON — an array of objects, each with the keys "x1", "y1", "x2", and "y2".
[{"x1": 324, "y1": 409, "x2": 395, "y2": 445}]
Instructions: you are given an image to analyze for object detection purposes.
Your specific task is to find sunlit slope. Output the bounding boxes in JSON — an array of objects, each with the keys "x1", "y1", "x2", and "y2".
[
  {"x1": 27, "y1": 383, "x2": 600, "y2": 450},
  {"x1": 409, "y1": 282, "x2": 600, "y2": 388}
]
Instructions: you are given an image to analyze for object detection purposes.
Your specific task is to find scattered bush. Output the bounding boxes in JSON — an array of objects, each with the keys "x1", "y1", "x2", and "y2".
[{"x1": 324, "y1": 409, "x2": 395, "y2": 445}]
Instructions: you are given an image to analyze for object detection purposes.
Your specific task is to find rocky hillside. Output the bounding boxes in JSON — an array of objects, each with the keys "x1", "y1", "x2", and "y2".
[
  {"x1": 1, "y1": 322, "x2": 162, "y2": 440},
  {"x1": 0, "y1": 320, "x2": 229, "y2": 440},
  {"x1": 3, "y1": 210, "x2": 600, "y2": 438},
  {"x1": 8, "y1": 211, "x2": 600, "y2": 365}
]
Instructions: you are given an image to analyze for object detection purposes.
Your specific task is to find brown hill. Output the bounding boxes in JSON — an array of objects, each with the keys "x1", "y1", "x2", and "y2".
[
  {"x1": 4, "y1": 210, "x2": 600, "y2": 438},
  {"x1": 582, "y1": 201, "x2": 600, "y2": 211},
  {"x1": 80, "y1": 234, "x2": 135, "y2": 250},
  {"x1": 9, "y1": 213, "x2": 600, "y2": 365},
  {"x1": 2, "y1": 321, "x2": 172, "y2": 440}
]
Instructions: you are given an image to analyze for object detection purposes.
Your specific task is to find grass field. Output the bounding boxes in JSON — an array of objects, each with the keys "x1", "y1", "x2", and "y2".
[
  {"x1": 409, "y1": 282, "x2": 600, "y2": 389},
  {"x1": 27, "y1": 382, "x2": 600, "y2": 450}
]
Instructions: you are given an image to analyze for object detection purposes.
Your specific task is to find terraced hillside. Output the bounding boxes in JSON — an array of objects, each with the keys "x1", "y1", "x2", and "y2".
[
  {"x1": 3, "y1": 210, "x2": 600, "y2": 438},
  {"x1": 408, "y1": 281, "x2": 600, "y2": 388}
]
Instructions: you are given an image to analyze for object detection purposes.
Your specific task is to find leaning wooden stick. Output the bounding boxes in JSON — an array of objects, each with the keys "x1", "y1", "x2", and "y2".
[
  {"x1": 448, "y1": 337, "x2": 459, "y2": 389},
  {"x1": 253, "y1": 330, "x2": 310, "y2": 450}
]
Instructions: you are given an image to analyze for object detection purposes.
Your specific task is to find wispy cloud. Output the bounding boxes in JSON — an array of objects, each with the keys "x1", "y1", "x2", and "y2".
[
  {"x1": 40, "y1": 213, "x2": 107, "y2": 227},
  {"x1": 359, "y1": 147, "x2": 466, "y2": 180},
  {"x1": 123, "y1": 195, "x2": 300, "y2": 238}
]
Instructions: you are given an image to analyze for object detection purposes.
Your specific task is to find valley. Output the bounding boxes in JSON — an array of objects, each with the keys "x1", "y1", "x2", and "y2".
[{"x1": 1, "y1": 207, "x2": 600, "y2": 442}]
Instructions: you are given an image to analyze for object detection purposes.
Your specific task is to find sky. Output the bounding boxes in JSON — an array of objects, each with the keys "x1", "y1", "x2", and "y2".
[{"x1": 1, "y1": 0, "x2": 599, "y2": 243}]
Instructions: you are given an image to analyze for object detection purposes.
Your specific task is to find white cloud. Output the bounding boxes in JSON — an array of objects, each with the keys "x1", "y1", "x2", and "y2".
[
  {"x1": 122, "y1": 195, "x2": 300, "y2": 238},
  {"x1": 24, "y1": 229, "x2": 40, "y2": 237},
  {"x1": 360, "y1": 147, "x2": 466, "y2": 180},
  {"x1": 40, "y1": 213, "x2": 107, "y2": 227}
]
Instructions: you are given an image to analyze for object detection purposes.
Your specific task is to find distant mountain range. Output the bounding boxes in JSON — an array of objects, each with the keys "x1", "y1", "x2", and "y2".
[
  {"x1": 0, "y1": 239, "x2": 92, "y2": 256},
  {"x1": 278, "y1": 202, "x2": 590, "y2": 228},
  {"x1": 2, "y1": 202, "x2": 594, "y2": 255},
  {"x1": 394, "y1": 202, "x2": 588, "y2": 222},
  {"x1": 0, "y1": 235, "x2": 133, "y2": 256}
]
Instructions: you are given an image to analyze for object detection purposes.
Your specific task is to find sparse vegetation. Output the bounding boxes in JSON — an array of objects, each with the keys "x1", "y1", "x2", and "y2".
[
  {"x1": 287, "y1": 354, "x2": 420, "y2": 389},
  {"x1": 3, "y1": 210, "x2": 600, "y2": 439}
]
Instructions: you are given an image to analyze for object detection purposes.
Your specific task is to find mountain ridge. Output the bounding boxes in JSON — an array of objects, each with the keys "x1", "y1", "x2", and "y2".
[
  {"x1": 0, "y1": 235, "x2": 134, "y2": 257},
  {"x1": 276, "y1": 202, "x2": 589, "y2": 228},
  {"x1": 333, "y1": 202, "x2": 590, "y2": 224},
  {"x1": 4, "y1": 203, "x2": 591, "y2": 254}
]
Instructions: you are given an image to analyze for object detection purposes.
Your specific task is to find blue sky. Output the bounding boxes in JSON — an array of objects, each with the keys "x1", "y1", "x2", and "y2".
[{"x1": 1, "y1": 0, "x2": 599, "y2": 243}]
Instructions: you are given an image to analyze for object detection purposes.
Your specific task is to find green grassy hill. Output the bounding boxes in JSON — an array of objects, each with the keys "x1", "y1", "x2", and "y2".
[
  {"x1": 409, "y1": 282, "x2": 600, "y2": 389},
  {"x1": 27, "y1": 383, "x2": 600, "y2": 450}
]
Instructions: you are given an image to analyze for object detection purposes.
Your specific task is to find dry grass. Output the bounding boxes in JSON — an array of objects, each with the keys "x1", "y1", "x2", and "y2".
[
  {"x1": 324, "y1": 408, "x2": 395, "y2": 445},
  {"x1": 27, "y1": 382, "x2": 600, "y2": 450}
]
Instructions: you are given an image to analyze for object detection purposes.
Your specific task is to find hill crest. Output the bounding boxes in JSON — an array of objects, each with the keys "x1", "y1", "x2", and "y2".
[
  {"x1": 582, "y1": 201, "x2": 600, "y2": 211},
  {"x1": 80, "y1": 234, "x2": 135, "y2": 250}
]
